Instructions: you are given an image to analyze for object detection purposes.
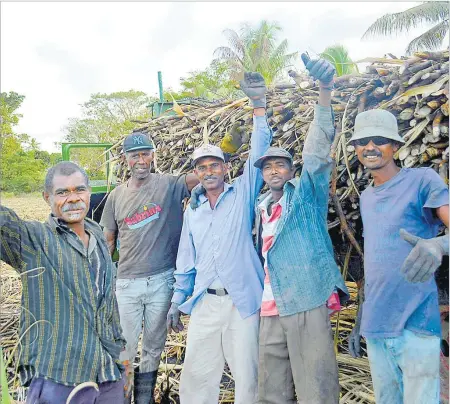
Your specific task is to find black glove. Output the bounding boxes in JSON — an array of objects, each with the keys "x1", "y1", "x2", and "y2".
[
  {"x1": 189, "y1": 183, "x2": 206, "y2": 210},
  {"x1": 239, "y1": 72, "x2": 267, "y2": 109},
  {"x1": 301, "y1": 53, "x2": 335, "y2": 85}
]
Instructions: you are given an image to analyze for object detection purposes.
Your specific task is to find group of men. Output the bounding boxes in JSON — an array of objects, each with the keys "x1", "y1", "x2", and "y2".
[{"x1": 0, "y1": 55, "x2": 448, "y2": 404}]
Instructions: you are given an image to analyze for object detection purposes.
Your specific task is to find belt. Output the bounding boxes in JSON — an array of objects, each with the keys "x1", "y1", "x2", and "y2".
[{"x1": 207, "y1": 288, "x2": 228, "y2": 296}]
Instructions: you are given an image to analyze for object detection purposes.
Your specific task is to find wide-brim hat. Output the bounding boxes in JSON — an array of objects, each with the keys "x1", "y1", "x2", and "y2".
[{"x1": 350, "y1": 109, "x2": 405, "y2": 144}]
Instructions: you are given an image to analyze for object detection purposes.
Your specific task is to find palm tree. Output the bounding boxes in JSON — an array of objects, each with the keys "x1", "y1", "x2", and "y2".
[
  {"x1": 320, "y1": 44, "x2": 359, "y2": 77},
  {"x1": 363, "y1": 2, "x2": 449, "y2": 54},
  {"x1": 213, "y1": 20, "x2": 298, "y2": 85}
]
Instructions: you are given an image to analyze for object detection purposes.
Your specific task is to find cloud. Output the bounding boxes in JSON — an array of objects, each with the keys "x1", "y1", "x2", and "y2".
[{"x1": 1, "y1": 1, "x2": 438, "y2": 153}]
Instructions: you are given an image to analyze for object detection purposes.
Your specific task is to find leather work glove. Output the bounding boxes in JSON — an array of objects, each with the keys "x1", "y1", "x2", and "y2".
[
  {"x1": 167, "y1": 302, "x2": 184, "y2": 333},
  {"x1": 239, "y1": 72, "x2": 267, "y2": 109},
  {"x1": 189, "y1": 183, "x2": 206, "y2": 210},
  {"x1": 301, "y1": 53, "x2": 336, "y2": 86},
  {"x1": 220, "y1": 120, "x2": 249, "y2": 154},
  {"x1": 400, "y1": 229, "x2": 449, "y2": 283}
]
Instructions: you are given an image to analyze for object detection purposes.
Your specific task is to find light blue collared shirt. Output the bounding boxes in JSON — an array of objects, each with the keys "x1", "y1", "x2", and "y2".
[{"x1": 172, "y1": 115, "x2": 272, "y2": 319}]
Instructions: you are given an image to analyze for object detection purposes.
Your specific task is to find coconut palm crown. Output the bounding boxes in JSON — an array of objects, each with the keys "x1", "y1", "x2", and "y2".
[{"x1": 363, "y1": 2, "x2": 449, "y2": 55}]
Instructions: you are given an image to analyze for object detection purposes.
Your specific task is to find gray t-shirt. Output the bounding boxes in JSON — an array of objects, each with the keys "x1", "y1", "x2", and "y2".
[{"x1": 100, "y1": 173, "x2": 189, "y2": 279}]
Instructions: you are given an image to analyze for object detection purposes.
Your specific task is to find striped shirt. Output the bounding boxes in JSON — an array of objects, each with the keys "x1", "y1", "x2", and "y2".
[
  {"x1": 0, "y1": 206, "x2": 126, "y2": 387},
  {"x1": 259, "y1": 194, "x2": 341, "y2": 317},
  {"x1": 259, "y1": 194, "x2": 283, "y2": 316}
]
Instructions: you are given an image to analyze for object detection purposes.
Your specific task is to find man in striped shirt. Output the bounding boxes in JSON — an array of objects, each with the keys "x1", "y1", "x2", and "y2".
[
  {"x1": 0, "y1": 162, "x2": 126, "y2": 403},
  {"x1": 253, "y1": 56, "x2": 348, "y2": 404}
]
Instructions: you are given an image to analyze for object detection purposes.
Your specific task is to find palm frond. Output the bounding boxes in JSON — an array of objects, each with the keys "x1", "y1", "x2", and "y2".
[
  {"x1": 320, "y1": 44, "x2": 358, "y2": 77},
  {"x1": 406, "y1": 19, "x2": 449, "y2": 53},
  {"x1": 221, "y1": 29, "x2": 245, "y2": 58},
  {"x1": 363, "y1": 1, "x2": 449, "y2": 39}
]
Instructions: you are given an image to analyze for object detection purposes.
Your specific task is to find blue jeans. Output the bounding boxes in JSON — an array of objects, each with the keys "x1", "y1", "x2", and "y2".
[
  {"x1": 366, "y1": 329, "x2": 440, "y2": 404},
  {"x1": 115, "y1": 269, "x2": 175, "y2": 373}
]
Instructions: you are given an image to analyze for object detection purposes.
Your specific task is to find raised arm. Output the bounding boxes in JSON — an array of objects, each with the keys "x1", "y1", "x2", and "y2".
[
  {"x1": 237, "y1": 72, "x2": 273, "y2": 208},
  {"x1": 297, "y1": 57, "x2": 336, "y2": 212}
]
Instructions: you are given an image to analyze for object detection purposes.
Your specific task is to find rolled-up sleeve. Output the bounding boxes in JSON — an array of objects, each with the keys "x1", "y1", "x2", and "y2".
[
  {"x1": 173, "y1": 210, "x2": 197, "y2": 305},
  {"x1": 0, "y1": 205, "x2": 36, "y2": 272}
]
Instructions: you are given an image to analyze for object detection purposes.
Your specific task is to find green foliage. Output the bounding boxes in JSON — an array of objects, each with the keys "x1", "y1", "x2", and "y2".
[
  {"x1": 0, "y1": 92, "x2": 60, "y2": 194},
  {"x1": 320, "y1": 44, "x2": 359, "y2": 77},
  {"x1": 363, "y1": 2, "x2": 449, "y2": 54},
  {"x1": 164, "y1": 61, "x2": 240, "y2": 100},
  {"x1": 63, "y1": 90, "x2": 156, "y2": 144},
  {"x1": 214, "y1": 20, "x2": 298, "y2": 85},
  {"x1": 0, "y1": 92, "x2": 25, "y2": 135}
]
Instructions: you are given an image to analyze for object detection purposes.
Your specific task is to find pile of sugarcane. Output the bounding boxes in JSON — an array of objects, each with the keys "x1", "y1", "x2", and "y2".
[{"x1": 110, "y1": 51, "x2": 449, "y2": 250}]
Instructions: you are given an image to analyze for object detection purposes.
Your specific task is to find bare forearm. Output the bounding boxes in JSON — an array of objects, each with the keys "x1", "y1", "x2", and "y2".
[
  {"x1": 103, "y1": 229, "x2": 117, "y2": 257},
  {"x1": 253, "y1": 107, "x2": 266, "y2": 117},
  {"x1": 318, "y1": 83, "x2": 333, "y2": 107}
]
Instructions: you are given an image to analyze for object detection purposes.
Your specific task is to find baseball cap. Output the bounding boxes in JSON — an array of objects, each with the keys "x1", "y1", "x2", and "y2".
[
  {"x1": 254, "y1": 147, "x2": 293, "y2": 169},
  {"x1": 191, "y1": 144, "x2": 225, "y2": 167},
  {"x1": 123, "y1": 132, "x2": 154, "y2": 153},
  {"x1": 350, "y1": 109, "x2": 405, "y2": 144}
]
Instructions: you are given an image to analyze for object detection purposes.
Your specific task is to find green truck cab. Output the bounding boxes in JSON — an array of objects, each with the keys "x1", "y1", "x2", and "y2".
[{"x1": 61, "y1": 142, "x2": 116, "y2": 223}]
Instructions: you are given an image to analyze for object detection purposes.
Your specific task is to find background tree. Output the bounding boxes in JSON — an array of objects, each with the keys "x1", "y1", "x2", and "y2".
[
  {"x1": 63, "y1": 90, "x2": 155, "y2": 144},
  {"x1": 213, "y1": 20, "x2": 298, "y2": 85},
  {"x1": 320, "y1": 44, "x2": 359, "y2": 77},
  {"x1": 164, "y1": 61, "x2": 240, "y2": 101},
  {"x1": 363, "y1": 1, "x2": 449, "y2": 54},
  {"x1": 0, "y1": 92, "x2": 58, "y2": 194}
]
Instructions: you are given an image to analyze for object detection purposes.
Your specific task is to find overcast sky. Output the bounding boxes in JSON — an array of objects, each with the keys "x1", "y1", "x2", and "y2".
[{"x1": 1, "y1": 1, "x2": 436, "y2": 152}]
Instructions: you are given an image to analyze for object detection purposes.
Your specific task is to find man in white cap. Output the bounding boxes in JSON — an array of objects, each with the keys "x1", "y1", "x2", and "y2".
[
  {"x1": 166, "y1": 72, "x2": 272, "y2": 404},
  {"x1": 347, "y1": 109, "x2": 449, "y2": 404}
]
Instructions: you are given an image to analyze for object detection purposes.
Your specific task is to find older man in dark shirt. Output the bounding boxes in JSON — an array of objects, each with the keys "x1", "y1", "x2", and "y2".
[{"x1": 0, "y1": 162, "x2": 126, "y2": 403}]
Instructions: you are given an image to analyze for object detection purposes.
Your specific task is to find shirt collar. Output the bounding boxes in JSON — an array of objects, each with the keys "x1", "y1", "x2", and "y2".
[{"x1": 198, "y1": 182, "x2": 234, "y2": 205}]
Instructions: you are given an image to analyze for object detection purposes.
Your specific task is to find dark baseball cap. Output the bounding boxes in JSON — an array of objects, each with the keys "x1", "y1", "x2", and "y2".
[
  {"x1": 254, "y1": 147, "x2": 293, "y2": 169},
  {"x1": 123, "y1": 132, "x2": 154, "y2": 153}
]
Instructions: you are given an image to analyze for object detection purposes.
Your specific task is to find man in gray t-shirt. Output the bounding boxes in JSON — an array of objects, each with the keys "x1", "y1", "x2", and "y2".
[{"x1": 100, "y1": 132, "x2": 199, "y2": 404}]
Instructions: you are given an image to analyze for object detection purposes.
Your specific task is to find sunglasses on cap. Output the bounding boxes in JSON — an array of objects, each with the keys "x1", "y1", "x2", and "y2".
[{"x1": 353, "y1": 136, "x2": 391, "y2": 147}]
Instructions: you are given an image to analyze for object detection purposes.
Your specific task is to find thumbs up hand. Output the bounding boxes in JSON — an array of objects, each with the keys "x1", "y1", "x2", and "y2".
[{"x1": 400, "y1": 229, "x2": 448, "y2": 283}]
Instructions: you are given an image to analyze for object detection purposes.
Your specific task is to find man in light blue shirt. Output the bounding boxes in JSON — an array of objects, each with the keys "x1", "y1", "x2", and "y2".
[{"x1": 166, "y1": 72, "x2": 272, "y2": 404}]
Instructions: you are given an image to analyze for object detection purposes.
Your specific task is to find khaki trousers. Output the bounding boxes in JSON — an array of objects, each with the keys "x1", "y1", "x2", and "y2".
[{"x1": 258, "y1": 305, "x2": 339, "y2": 404}]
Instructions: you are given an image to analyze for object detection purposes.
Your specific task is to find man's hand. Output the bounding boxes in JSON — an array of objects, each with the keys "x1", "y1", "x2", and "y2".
[
  {"x1": 348, "y1": 326, "x2": 362, "y2": 358},
  {"x1": 400, "y1": 229, "x2": 448, "y2": 283},
  {"x1": 189, "y1": 183, "x2": 206, "y2": 210},
  {"x1": 240, "y1": 72, "x2": 267, "y2": 109},
  {"x1": 301, "y1": 53, "x2": 336, "y2": 86},
  {"x1": 167, "y1": 302, "x2": 184, "y2": 333}
]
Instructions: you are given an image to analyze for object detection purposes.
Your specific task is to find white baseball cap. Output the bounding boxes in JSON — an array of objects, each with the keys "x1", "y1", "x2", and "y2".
[
  {"x1": 191, "y1": 144, "x2": 225, "y2": 167},
  {"x1": 350, "y1": 109, "x2": 405, "y2": 144}
]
